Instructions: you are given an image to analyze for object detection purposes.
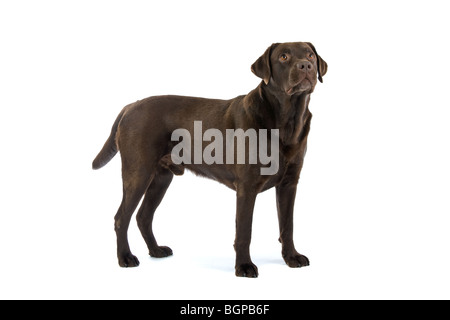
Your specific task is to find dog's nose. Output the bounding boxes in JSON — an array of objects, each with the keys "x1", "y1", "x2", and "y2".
[{"x1": 296, "y1": 61, "x2": 313, "y2": 71}]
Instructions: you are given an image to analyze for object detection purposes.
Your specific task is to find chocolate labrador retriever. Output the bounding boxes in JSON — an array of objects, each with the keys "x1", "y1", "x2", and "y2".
[{"x1": 93, "y1": 42, "x2": 327, "y2": 277}]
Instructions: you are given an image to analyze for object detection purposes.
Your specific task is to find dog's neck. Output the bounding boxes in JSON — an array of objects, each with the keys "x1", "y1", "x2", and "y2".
[{"x1": 246, "y1": 82, "x2": 311, "y2": 146}]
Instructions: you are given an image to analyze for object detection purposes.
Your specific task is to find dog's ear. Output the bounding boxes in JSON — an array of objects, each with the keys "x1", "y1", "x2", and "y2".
[
  {"x1": 251, "y1": 43, "x2": 278, "y2": 85},
  {"x1": 306, "y1": 42, "x2": 328, "y2": 83}
]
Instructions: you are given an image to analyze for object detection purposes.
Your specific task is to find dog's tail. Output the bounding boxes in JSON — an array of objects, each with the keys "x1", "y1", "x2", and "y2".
[{"x1": 92, "y1": 108, "x2": 126, "y2": 170}]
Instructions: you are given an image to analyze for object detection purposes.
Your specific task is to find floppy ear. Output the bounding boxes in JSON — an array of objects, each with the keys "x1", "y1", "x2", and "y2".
[
  {"x1": 251, "y1": 43, "x2": 278, "y2": 85},
  {"x1": 306, "y1": 42, "x2": 328, "y2": 83}
]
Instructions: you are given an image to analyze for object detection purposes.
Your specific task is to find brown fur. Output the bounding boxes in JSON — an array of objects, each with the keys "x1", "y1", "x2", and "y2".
[{"x1": 93, "y1": 42, "x2": 327, "y2": 277}]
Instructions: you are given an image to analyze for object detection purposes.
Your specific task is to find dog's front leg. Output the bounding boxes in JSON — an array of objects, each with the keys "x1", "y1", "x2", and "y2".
[
  {"x1": 276, "y1": 163, "x2": 310, "y2": 268},
  {"x1": 234, "y1": 188, "x2": 258, "y2": 278}
]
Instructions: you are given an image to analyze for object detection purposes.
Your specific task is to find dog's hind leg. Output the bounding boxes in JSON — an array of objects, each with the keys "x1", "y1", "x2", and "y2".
[
  {"x1": 136, "y1": 168, "x2": 174, "y2": 258},
  {"x1": 114, "y1": 166, "x2": 154, "y2": 268}
]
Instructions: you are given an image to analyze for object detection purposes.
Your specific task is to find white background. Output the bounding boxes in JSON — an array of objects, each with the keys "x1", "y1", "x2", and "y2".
[{"x1": 1, "y1": 0, "x2": 449, "y2": 300}]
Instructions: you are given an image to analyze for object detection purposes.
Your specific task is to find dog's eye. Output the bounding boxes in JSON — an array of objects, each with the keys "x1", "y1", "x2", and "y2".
[
  {"x1": 280, "y1": 54, "x2": 289, "y2": 62},
  {"x1": 308, "y1": 53, "x2": 315, "y2": 59}
]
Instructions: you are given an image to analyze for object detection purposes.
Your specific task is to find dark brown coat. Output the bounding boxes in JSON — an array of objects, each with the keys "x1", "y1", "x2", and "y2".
[{"x1": 93, "y1": 42, "x2": 327, "y2": 277}]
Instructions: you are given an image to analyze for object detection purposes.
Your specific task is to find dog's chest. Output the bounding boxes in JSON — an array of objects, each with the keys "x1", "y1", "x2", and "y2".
[{"x1": 256, "y1": 150, "x2": 302, "y2": 192}]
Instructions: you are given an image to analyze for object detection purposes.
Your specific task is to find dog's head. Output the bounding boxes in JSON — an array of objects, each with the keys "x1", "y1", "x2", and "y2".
[{"x1": 251, "y1": 42, "x2": 327, "y2": 95}]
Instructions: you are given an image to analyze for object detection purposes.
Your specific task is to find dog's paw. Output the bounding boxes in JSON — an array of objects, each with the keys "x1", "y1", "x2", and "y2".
[
  {"x1": 235, "y1": 262, "x2": 259, "y2": 278},
  {"x1": 149, "y1": 246, "x2": 173, "y2": 258},
  {"x1": 118, "y1": 253, "x2": 140, "y2": 268},
  {"x1": 284, "y1": 253, "x2": 310, "y2": 268}
]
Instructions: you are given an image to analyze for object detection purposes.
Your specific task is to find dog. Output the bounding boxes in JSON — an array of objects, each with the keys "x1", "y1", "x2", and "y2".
[{"x1": 93, "y1": 42, "x2": 327, "y2": 277}]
